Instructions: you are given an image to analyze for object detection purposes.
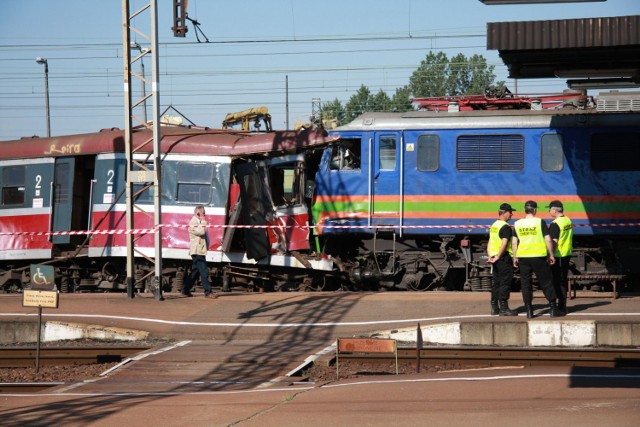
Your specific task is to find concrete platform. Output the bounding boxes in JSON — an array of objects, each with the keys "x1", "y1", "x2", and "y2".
[{"x1": 1, "y1": 291, "x2": 639, "y2": 426}]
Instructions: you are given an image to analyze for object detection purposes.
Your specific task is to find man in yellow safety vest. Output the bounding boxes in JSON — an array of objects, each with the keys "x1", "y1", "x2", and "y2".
[
  {"x1": 487, "y1": 203, "x2": 518, "y2": 316},
  {"x1": 547, "y1": 200, "x2": 573, "y2": 314},
  {"x1": 512, "y1": 200, "x2": 564, "y2": 318}
]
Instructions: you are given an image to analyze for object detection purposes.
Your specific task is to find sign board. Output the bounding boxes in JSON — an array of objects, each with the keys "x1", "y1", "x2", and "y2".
[
  {"x1": 337, "y1": 338, "x2": 397, "y2": 354},
  {"x1": 23, "y1": 290, "x2": 59, "y2": 308},
  {"x1": 130, "y1": 170, "x2": 155, "y2": 183},
  {"x1": 30, "y1": 264, "x2": 56, "y2": 291},
  {"x1": 335, "y1": 338, "x2": 398, "y2": 378}
]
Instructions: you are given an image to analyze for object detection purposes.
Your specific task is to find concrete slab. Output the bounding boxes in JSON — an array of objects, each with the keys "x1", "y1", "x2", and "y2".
[
  {"x1": 528, "y1": 321, "x2": 563, "y2": 347},
  {"x1": 494, "y1": 322, "x2": 527, "y2": 346},
  {"x1": 460, "y1": 322, "x2": 493, "y2": 345},
  {"x1": 561, "y1": 321, "x2": 596, "y2": 347}
]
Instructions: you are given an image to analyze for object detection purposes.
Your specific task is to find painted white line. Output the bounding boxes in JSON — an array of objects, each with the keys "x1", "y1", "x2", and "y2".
[
  {"x1": 99, "y1": 340, "x2": 191, "y2": 377},
  {"x1": 320, "y1": 372, "x2": 640, "y2": 389},
  {"x1": 1, "y1": 312, "x2": 638, "y2": 328},
  {"x1": 3, "y1": 371, "x2": 639, "y2": 398},
  {"x1": 284, "y1": 343, "x2": 336, "y2": 378},
  {"x1": 0, "y1": 385, "x2": 315, "y2": 398}
]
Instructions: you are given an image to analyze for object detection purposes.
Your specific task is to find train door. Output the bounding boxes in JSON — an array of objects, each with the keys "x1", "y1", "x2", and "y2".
[
  {"x1": 51, "y1": 157, "x2": 74, "y2": 244},
  {"x1": 236, "y1": 162, "x2": 271, "y2": 260},
  {"x1": 268, "y1": 154, "x2": 310, "y2": 251},
  {"x1": 371, "y1": 132, "x2": 402, "y2": 228}
]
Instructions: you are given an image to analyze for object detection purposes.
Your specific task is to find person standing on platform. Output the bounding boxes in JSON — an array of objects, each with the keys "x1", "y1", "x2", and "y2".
[
  {"x1": 512, "y1": 200, "x2": 564, "y2": 318},
  {"x1": 547, "y1": 200, "x2": 573, "y2": 314},
  {"x1": 487, "y1": 203, "x2": 518, "y2": 316},
  {"x1": 181, "y1": 205, "x2": 214, "y2": 298}
]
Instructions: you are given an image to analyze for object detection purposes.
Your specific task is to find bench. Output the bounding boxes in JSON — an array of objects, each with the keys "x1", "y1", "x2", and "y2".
[{"x1": 567, "y1": 274, "x2": 626, "y2": 299}]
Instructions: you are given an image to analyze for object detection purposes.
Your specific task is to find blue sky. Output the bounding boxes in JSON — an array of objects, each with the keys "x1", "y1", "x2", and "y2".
[{"x1": 0, "y1": 0, "x2": 638, "y2": 140}]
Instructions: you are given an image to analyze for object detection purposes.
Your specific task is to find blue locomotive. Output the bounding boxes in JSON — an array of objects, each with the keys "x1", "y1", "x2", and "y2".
[{"x1": 311, "y1": 91, "x2": 640, "y2": 292}]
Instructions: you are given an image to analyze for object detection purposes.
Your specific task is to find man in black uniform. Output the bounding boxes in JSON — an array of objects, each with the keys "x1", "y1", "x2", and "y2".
[
  {"x1": 513, "y1": 200, "x2": 564, "y2": 318},
  {"x1": 487, "y1": 203, "x2": 518, "y2": 316}
]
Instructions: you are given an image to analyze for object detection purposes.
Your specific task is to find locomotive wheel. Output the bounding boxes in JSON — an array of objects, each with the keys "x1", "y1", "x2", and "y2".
[{"x1": 2, "y1": 279, "x2": 22, "y2": 294}]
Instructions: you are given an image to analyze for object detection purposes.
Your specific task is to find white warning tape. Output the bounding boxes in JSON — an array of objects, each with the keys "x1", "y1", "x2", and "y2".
[{"x1": 1, "y1": 222, "x2": 639, "y2": 236}]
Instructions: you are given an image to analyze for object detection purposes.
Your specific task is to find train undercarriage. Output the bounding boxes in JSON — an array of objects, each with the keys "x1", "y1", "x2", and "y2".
[{"x1": 1, "y1": 235, "x2": 638, "y2": 295}]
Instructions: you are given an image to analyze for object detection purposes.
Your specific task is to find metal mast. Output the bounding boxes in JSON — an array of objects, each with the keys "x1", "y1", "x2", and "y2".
[{"x1": 122, "y1": 0, "x2": 163, "y2": 300}]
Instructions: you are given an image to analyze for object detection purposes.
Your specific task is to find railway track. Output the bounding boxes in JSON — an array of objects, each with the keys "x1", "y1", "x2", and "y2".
[
  {"x1": 335, "y1": 346, "x2": 640, "y2": 369},
  {"x1": 0, "y1": 346, "x2": 150, "y2": 368}
]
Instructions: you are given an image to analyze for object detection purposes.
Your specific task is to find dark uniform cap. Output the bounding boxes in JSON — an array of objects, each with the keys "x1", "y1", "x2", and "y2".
[
  {"x1": 499, "y1": 203, "x2": 515, "y2": 212},
  {"x1": 524, "y1": 200, "x2": 537, "y2": 209},
  {"x1": 546, "y1": 200, "x2": 563, "y2": 209}
]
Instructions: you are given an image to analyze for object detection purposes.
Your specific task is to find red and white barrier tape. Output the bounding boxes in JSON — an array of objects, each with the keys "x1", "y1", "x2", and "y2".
[{"x1": 1, "y1": 222, "x2": 640, "y2": 236}]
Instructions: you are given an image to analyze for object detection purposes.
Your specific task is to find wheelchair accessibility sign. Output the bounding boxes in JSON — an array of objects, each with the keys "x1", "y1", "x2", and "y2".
[
  {"x1": 23, "y1": 264, "x2": 58, "y2": 308},
  {"x1": 30, "y1": 264, "x2": 56, "y2": 291}
]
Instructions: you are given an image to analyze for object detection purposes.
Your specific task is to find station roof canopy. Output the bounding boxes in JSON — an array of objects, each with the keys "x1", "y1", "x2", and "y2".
[{"x1": 487, "y1": 15, "x2": 640, "y2": 89}]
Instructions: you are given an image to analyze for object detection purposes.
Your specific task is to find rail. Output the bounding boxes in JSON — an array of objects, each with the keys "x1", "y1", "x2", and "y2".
[
  {"x1": 0, "y1": 346, "x2": 150, "y2": 368},
  {"x1": 331, "y1": 346, "x2": 640, "y2": 370}
]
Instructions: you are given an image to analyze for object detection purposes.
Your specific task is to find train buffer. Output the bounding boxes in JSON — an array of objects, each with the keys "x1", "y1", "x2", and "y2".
[
  {"x1": 567, "y1": 274, "x2": 626, "y2": 300},
  {"x1": 335, "y1": 338, "x2": 398, "y2": 379}
]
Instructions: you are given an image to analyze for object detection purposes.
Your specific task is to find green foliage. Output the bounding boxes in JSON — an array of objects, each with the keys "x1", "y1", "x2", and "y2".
[
  {"x1": 409, "y1": 51, "x2": 501, "y2": 98},
  {"x1": 322, "y1": 98, "x2": 346, "y2": 124},
  {"x1": 390, "y1": 86, "x2": 413, "y2": 112},
  {"x1": 410, "y1": 51, "x2": 449, "y2": 98},
  {"x1": 319, "y1": 51, "x2": 504, "y2": 125},
  {"x1": 345, "y1": 85, "x2": 373, "y2": 122}
]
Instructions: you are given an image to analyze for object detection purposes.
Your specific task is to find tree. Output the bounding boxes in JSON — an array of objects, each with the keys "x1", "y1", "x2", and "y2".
[
  {"x1": 320, "y1": 51, "x2": 503, "y2": 121},
  {"x1": 389, "y1": 86, "x2": 413, "y2": 112},
  {"x1": 409, "y1": 51, "x2": 503, "y2": 98},
  {"x1": 409, "y1": 51, "x2": 449, "y2": 98},
  {"x1": 322, "y1": 98, "x2": 345, "y2": 124},
  {"x1": 345, "y1": 85, "x2": 373, "y2": 122},
  {"x1": 371, "y1": 89, "x2": 391, "y2": 112},
  {"x1": 465, "y1": 54, "x2": 501, "y2": 95}
]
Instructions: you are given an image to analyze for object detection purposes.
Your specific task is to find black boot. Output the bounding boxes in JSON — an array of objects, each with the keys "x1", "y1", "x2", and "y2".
[
  {"x1": 491, "y1": 300, "x2": 499, "y2": 316},
  {"x1": 558, "y1": 298, "x2": 567, "y2": 314},
  {"x1": 498, "y1": 300, "x2": 518, "y2": 316},
  {"x1": 549, "y1": 301, "x2": 566, "y2": 318},
  {"x1": 525, "y1": 303, "x2": 535, "y2": 319}
]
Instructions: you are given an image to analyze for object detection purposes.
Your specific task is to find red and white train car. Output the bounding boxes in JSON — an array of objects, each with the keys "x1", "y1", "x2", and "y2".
[{"x1": 0, "y1": 126, "x2": 335, "y2": 293}]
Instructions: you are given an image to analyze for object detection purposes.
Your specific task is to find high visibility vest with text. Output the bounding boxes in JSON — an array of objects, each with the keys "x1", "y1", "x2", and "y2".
[
  {"x1": 489, "y1": 220, "x2": 513, "y2": 257},
  {"x1": 514, "y1": 217, "x2": 547, "y2": 258},
  {"x1": 553, "y1": 215, "x2": 573, "y2": 257}
]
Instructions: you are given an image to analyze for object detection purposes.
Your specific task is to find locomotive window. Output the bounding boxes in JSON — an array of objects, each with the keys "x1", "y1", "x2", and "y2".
[
  {"x1": 176, "y1": 162, "x2": 214, "y2": 204},
  {"x1": 541, "y1": 134, "x2": 564, "y2": 172},
  {"x1": 1, "y1": 165, "x2": 26, "y2": 206},
  {"x1": 456, "y1": 134, "x2": 524, "y2": 172},
  {"x1": 417, "y1": 134, "x2": 440, "y2": 172},
  {"x1": 330, "y1": 138, "x2": 361, "y2": 170},
  {"x1": 379, "y1": 136, "x2": 396, "y2": 170},
  {"x1": 591, "y1": 133, "x2": 640, "y2": 171}
]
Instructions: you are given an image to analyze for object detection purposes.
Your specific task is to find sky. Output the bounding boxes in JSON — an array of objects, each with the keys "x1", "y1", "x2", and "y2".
[{"x1": 0, "y1": 0, "x2": 638, "y2": 140}]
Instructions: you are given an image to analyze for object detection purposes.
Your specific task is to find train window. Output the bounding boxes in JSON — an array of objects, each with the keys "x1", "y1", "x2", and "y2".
[
  {"x1": 591, "y1": 133, "x2": 640, "y2": 171},
  {"x1": 54, "y1": 162, "x2": 71, "y2": 203},
  {"x1": 379, "y1": 136, "x2": 396, "y2": 170},
  {"x1": 417, "y1": 134, "x2": 440, "y2": 172},
  {"x1": 176, "y1": 162, "x2": 214, "y2": 204},
  {"x1": 1, "y1": 165, "x2": 26, "y2": 206},
  {"x1": 330, "y1": 138, "x2": 361, "y2": 170},
  {"x1": 456, "y1": 134, "x2": 524, "y2": 172},
  {"x1": 270, "y1": 165, "x2": 300, "y2": 207},
  {"x1": 132, "y1": 163, "x2": 154, "y2": 204},
  {"x1": 541, "y1": 134, "x2": 564, "y2": 172}
]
